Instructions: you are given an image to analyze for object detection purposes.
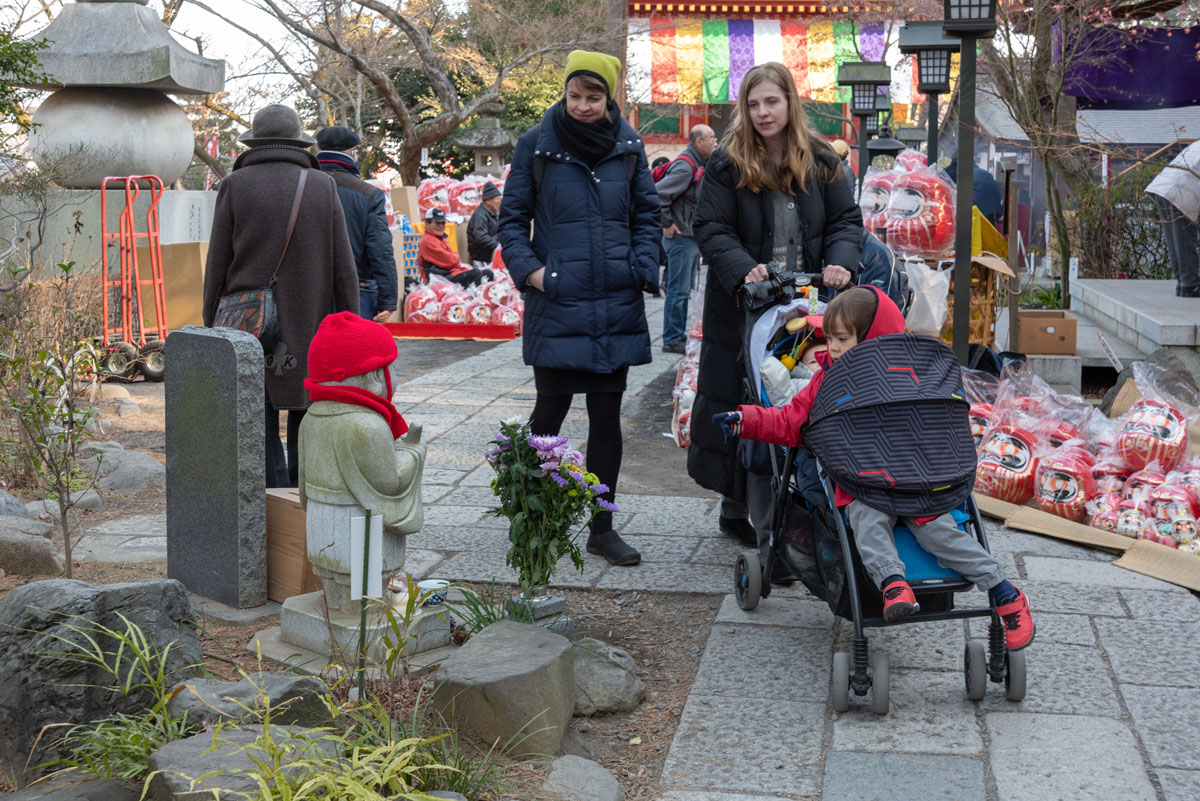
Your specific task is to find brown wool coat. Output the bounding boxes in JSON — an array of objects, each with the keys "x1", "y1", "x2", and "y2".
[{"x1": 203, "y1": 146, "x2": 360, "y2": 409}]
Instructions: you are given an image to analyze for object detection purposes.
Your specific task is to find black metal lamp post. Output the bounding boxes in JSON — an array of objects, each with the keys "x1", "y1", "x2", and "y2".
[
  {"x1": 896, "y1": 126, "x2": 928, "y2": 152},
  {"x1": 837, "y1": 62, "x2": 892, "y2": 199},
  {"x1": 898, "y1": 21, "x2": 957, "y2": 168},
  {"x1": 943, "y1": 0, "x2": 998, "y2": 364}
]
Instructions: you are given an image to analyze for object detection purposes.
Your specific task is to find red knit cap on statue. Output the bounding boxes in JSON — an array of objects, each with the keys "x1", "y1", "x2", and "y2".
[{"x1": 308, "y1": 311, "x2": 397, "y2": 382}]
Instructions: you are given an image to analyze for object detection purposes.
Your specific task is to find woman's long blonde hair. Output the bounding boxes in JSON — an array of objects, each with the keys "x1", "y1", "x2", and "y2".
[{"x1": 725, "y1": 62, "x2": 835, "y2": 194}]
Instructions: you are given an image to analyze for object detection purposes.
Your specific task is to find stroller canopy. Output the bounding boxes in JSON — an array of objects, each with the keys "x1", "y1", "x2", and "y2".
[{"x1": 802, "y1": 333, "x2": 976, "y2": 517}]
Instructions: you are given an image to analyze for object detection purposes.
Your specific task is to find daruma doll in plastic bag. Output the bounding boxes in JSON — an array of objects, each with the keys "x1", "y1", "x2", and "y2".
[
  {"x1": 1115, "y1": 500, "x2": 1149, "y2": 538},
  {"x1": 1178, "y1": 462, "x2": 1200, "y2": 506},
  {"x1": 895, "y1": 148, "x2": 927, "y2": 171},
  {"x1": 1035, "y1": 452, "x2": 1095, "y2": 522},
  {"x1": 1148, "y1": 484, "x2": 1198, "y2": 521},
  {"x1": 449, "y1": 180, "x2": 482, "y2": 217},
  {"x1": 1124, "y1": 466, "x2": 1166, "y2": 511},
  {"x1": 417, "y1": 178, "x2": 452, "y2": 216},
  {"x1": 1086, "y1": 492, "x2": 1121, "y2": 530},
  {"x1": 1116, "y1": 399, "x2": 1189, "y2": 472},
  {"x1": 403, "y1": 286, "x2": 439, "y2": 323},
  {"x1": 859, "y1": 168, "x2": 897, "y2": 233},
  {"x1": 1092, "y1": 456, "x2": 1131, "y2": 496},
  {"x1": 976, "y1": 425, "x2": 1040, "y2": 505},
  {"x1": 968, "y1": 403, "x2": 993, "y2": 449},
  {"x1": 886, "y1": 166, "x2": 956, "y2": 258}
]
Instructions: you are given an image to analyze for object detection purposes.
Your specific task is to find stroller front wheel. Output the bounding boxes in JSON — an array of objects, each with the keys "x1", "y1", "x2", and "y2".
[
  {"x1": 964, "y1": 641, "x2": 988, "y2": 701},
  {"x1": 831, "y1": 651, "x2": 851, "y2": 712},
  {"x1": 1004, "y1": 649, "x2": 1027, "y2": 702},
  {"x1": 734, "y1": 553, "x2": 762, "y2": 611}
]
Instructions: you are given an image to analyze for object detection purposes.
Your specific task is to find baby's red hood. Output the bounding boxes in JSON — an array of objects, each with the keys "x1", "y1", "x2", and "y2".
[{"x1": 814, "y1": 286, "x2": 906, "y2": 369}]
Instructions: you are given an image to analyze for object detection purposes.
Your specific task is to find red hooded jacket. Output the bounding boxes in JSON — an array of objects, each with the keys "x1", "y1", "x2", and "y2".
[{"x1": 737, "y1": 286, "x2": 910, "y2": 510}]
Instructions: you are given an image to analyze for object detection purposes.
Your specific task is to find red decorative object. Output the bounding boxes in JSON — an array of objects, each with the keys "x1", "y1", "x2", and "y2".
[
  {"x1": 417, "y1": 178, "x2": 452, "y2": 216},
  {"x1": 885, "y1": 166, "x2": 956, "y2": 259},
  {"x1": 859, "y1": 169, "x2": 897, "y2": 234},
  {"x1": 1115, "y1": 500, "x2": 1147, "y2": 538},
  {"x1": 976, "y1": 426, "x2": 1040, "y2": 505},
  {"x1": 1116, "y1": 399, "x2": 1189, "y2": 471},
  {"x1": 1035, "y1": 452, "x2": 1095, "y2": 522},
  {"x1": 895, "y1": 149, "x2": 927, "y2": 171},
  {"x1": 968, "y1": 403, "x2": 993, "y2": 449},
  {"x1": 1148, "y1": 484, "x2": 1198, "y2": 520},
  {"x1": 1049, "y1": 422, "x2": 1080, "y2": 448},
  {"x1": 1093, "y1": 457, "x2": 1131, "y2": 495},
  {"x1": 1124, "y1": 468, "x2": 1166, "y2": 511}
]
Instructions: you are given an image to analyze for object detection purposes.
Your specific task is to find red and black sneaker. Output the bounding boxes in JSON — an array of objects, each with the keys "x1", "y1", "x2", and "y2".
[
  {"x1": 882, "y1": 578, "x2": 919, "y2": 622},
  {"x1": 996, "y1": 589, "x2": 1036, "y2": 651}
]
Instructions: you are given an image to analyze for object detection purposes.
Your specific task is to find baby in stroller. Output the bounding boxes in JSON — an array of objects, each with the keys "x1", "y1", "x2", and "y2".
[{"x1": 715, "y1": 286, "x2": 1035, "y2": 652}]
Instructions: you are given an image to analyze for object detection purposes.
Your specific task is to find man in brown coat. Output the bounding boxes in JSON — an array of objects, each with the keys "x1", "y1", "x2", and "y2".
[{"x1": 203, "y1": 104, "x2": 360, "y2": 487}]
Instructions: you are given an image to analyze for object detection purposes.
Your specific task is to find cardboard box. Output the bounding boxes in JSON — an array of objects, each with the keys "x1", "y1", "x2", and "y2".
[
  {"x1": 265, "y1": 488, "x2": 322, "y2": 602},
  {"x1": 391, "y1": 186, "x2": 420, "y2": 225},
  {"x1": 136, "y1": 241, "x2": 209, "y2": 330},
  {"x1": 1018, "y1": 310, "x2": 1077, "y2": 355}
]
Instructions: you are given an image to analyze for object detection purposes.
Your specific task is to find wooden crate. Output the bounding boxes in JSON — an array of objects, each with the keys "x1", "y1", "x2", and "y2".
[{"x1": 265, "y1": 489, "x2": 322, "y2": 602}]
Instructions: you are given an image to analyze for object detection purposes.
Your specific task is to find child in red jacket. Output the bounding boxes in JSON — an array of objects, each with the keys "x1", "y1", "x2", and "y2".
[{"x1": 714, "y1": 287, "x2": 1034, "y2": 651}]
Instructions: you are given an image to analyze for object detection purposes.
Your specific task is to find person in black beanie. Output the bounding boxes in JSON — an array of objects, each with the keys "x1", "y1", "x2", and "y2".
[
  {"x1": 316, "y1": 125, "x2": 398, "y2": 322},
  {"x1": 467, "y1": 181, "x2": 503, "y2": 266},
  {"x1": 498, "y1": 50, "x2": 662, "y2": 567}
]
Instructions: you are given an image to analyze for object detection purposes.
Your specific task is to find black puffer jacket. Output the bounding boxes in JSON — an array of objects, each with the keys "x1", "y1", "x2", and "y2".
[
  {"x1": 688, "y1": 146, "x2": 865, "y2": 501},
  {"x1": 318, "y1": 151, "x2": 398, "y2": 311}
]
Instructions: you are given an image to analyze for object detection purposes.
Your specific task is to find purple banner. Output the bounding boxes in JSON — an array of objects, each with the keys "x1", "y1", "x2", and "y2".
[
  {"x1": 1066, "y1": 26, "x2": 1200, "y2": 110},
  {"x1": 859, "y1": 22, "x2": 886, "y2": 63},
  {"x1": 728, "y1": 19, "x2": 755, "y2": 102}
]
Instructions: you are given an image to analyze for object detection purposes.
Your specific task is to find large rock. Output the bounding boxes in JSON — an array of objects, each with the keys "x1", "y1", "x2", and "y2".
[
  {"x1": 0, "y1": 489, "x2": 29, "y2": 519},
  {"x1": 94, "y1": 448, "x2": 165, "y2": 495},
  {"x1": 0, "y1": 516, "x2": 53, "y2": 539},
  {"x1": 431, "y1": 620, "x2": 574, "y2": 757},
  {"x1": 0, "y1": 579, "x2": 201, "y2": 782},
  {"x1": 25, "y1": 489, "x2": 103, "y2": 519},
  {"x1": 0, "y1": 531, "x2": 63, "y2": 576},
  {"x1": 543, "y1": 755, "x2": 624, "y2": 801},
  {"x1": 146, "y1": 725, "x2": 331, "y2": 801},
  {"x1": 1, "y1": 775, "x2": 137, "y2": 800},
  {"x1": 166, "y1": 673, "x2": 330, "y2": 728},
  {"x1": 573, "y1": 639, "x2": 646, "y2": 717}
]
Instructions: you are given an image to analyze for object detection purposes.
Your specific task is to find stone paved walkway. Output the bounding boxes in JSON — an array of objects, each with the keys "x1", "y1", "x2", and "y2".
[{"x1": 80, "y1": 294, "x2": 1200, "y2": 800}]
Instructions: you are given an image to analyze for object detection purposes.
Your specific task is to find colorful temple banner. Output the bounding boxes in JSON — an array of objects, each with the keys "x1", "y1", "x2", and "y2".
[
  {"x1": 702, "y1": 19, "x2": 730, "y2": 104},
  {"x1": 728, "y1": 19, "x2": 755, "y2": 101},
  {"x1": 676, "y1": 19, "x2": 705, "y2": 104},
  {"x1": 629, "y1": 18, "x2": 936, "y2": 112},
  {"x1": 650, "y1": 17, "x2": 679, "y2": 104}
]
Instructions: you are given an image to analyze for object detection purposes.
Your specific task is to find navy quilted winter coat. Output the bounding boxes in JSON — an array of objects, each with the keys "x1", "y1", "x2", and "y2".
[{"x1": 498, "y1": 106, "x2": 661, "y2": 374}]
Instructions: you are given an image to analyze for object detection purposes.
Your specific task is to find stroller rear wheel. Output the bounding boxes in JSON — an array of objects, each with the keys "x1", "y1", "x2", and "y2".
[
  {"x1": 1004, "y1": 649, "x2": 1027, "y2": 701},
  {"x1": 734, "y1": 553, "x2": 762, "y2": 611},
  {"x1": 831, "y1": 652, "x2": 851, "y2": 712},
  {"x1": 964, "y1": 641, "x2": 987, "y2": 700},
  {"x1": 870, "y1": 651, "x2": 890, "y2": 715}
]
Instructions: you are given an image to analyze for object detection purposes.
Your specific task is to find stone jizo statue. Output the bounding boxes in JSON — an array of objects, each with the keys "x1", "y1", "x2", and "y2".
[{"x1": 298, "y1": 312, "x2": 425, "y2": 611}]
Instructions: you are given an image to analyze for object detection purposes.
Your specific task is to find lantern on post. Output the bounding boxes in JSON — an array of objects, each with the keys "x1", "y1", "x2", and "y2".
[
  {"x1": 837, "y1": 61, "x2": 892, "y2": 198},
  {"x1": 942, "y1": 0, "x2": 998, "y2": 364},
  {"x1": 898, "y1": 21, "x2": 958, "y2": 167}
]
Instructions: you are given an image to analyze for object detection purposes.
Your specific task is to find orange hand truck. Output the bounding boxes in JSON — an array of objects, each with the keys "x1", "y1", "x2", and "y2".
[{"x1": 99, "y1": 175, "x2": 169, "y2": 381}]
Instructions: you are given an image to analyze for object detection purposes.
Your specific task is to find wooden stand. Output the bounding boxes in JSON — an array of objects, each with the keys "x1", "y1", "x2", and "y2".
[{"x1": 265, "y1": 489, "x2": 322, "y2": 603}]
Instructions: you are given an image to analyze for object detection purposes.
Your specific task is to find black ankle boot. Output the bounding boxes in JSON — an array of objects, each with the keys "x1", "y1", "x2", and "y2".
[
  {"x1": 719, "y1": 515, "x2": 758, "y2": 547},
  {"x1": 586, "y1": 528, "x2": 641, "y2": 566}
]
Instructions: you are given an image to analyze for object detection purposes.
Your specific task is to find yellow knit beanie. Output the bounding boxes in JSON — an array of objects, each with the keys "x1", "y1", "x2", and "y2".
[{"x1": 563, "y1": 50, "x2": 622, "y2": 98}]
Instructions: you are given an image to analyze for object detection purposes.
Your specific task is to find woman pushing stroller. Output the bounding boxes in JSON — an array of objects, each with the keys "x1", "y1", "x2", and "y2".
[{"x1": 714, "y1": 286, "x2": 1036, "y2": 652}]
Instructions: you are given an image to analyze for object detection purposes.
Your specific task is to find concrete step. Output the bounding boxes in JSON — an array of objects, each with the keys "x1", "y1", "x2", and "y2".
[{"x1": 1071, "y1": 279, "x2": 1199, "y2": 351}]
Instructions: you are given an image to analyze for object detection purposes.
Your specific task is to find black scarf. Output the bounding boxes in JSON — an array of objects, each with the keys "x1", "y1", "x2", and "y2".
[{"x1": 551, "y1": 99, "x2": 620, "y2": 168}]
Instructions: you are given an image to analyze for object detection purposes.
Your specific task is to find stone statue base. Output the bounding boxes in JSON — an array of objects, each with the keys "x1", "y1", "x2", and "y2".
[{"x1": 278, "y1": 590, "x2": 451, "y2": 664}]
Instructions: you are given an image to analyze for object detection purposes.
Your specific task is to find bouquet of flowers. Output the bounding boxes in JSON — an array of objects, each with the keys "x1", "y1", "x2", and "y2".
[{"x1": 485, "y1": 418, "x2": 617, "y2": 598}]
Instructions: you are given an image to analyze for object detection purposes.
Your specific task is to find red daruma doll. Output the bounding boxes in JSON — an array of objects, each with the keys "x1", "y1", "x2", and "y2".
[
  {"x1": 1035, "y1": 452, "x2": 1095, "y2": 522},
  {"x1": 886, "y1": 166, "x2": 956, "y2": 258},
  {"x1": 1117, "y1": 399, "x2": 1189, "y2": 472},
  {"x1": 976, "y1": 425, "x2": 1040, "y2": 505},
  {"x1": 859, "y1": 169, "x2": 898, "y2": 234},
  {"x1": 968, "y1": 403, "x2": 993, "y2": 449}
]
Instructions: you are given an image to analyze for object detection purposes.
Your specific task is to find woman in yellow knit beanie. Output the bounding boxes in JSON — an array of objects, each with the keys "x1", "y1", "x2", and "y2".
[{"x1": 497, "y1": 49, "x2": 661, "y2": 567}]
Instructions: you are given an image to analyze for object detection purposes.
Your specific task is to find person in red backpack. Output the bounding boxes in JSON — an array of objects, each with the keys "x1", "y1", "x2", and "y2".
[
  {"x1": 714, "y1": 287, "x2": 1035, "y2": 651},
  {"x1": 655, "y1": 125, "x2": 717, "y2": 354}
]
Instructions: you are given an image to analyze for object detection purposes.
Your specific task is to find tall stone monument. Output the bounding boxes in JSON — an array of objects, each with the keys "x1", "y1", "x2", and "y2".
[{"x1": 22, "y1": 0, "x2": 225, "y2": 188}]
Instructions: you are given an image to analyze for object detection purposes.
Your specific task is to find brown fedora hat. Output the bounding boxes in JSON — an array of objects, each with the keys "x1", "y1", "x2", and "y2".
[{"x1": 237, "y1": 104, "x2": 317, "y2": 149}]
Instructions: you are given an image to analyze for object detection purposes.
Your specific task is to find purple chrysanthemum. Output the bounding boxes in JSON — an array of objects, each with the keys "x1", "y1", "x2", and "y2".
[
  {"x1": 529, "y1": 434, "x2": 568, "y2": 452},
  {"x1": 540, "y1": 460, "x2": 560, "y2": 475}
]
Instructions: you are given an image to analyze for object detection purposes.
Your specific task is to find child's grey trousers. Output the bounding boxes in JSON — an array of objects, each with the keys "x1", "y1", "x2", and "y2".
[{"x1": 845, "y1": 500, "x2": 1007, "y2": 592}]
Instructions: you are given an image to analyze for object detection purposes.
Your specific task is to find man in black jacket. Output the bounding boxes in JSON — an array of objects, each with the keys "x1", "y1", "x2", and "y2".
[
  {"x1": 467, "y1": 181, "x2": 502, "y2": 266},
  {"x1": 315, "y1": 126, "x2": 397, "y2": 322}
]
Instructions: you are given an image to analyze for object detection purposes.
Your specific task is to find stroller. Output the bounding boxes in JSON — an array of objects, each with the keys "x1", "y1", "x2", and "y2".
[{"x1": 731, "y1": 281, "x2": 1027, "y2": 715}]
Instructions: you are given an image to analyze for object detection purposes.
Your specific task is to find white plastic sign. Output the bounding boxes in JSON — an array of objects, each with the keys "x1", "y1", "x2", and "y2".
[{"x1": 350, "y1": 514, "x2": 383, "y2": 600}]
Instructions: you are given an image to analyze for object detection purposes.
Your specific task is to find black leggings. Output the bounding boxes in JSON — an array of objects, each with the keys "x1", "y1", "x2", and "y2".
[{"x1": 529, "y1": 391, "x2": 623, "y2": 533}]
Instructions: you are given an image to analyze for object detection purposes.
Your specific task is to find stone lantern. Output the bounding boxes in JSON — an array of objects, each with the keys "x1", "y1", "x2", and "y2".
[
  {"x1": 22, "y1": 0, "x2": 225, "y2": 188},
  {"x1": 453, "y1": 101, "x2": 515, "y2": 176}
]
